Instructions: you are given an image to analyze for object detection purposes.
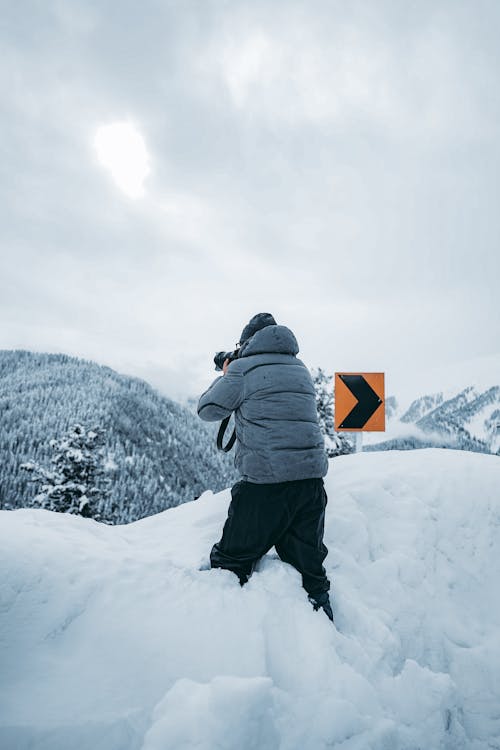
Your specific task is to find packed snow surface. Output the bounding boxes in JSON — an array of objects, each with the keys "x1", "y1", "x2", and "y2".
[{"x1": 1, "y1": 449, "x2": 500, "y2": 750}]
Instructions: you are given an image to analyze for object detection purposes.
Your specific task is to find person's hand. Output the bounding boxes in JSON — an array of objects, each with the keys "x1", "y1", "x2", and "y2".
[{"x1": 223, "y1": 358, "x2": 230, "y2": 375}]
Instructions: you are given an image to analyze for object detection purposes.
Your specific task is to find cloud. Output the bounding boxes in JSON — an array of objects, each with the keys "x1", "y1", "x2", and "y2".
[
  {"x1": 0, "y1": 0, "x2": 499, "y2": 402},
  {"x1": 197, "y1": 3, "x2": 496, "y2": 142},
  {"x1": 203, "y1": 23, "x2": 393, "y2": 126}
]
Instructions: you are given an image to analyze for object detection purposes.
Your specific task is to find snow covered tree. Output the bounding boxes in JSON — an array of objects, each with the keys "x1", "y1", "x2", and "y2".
[
  {"x1": 312, "y1": 367, "x2": 354, "y2": 457},
  {"x1": 21, "y1": 424, "x2": 109, "y2": 518}
]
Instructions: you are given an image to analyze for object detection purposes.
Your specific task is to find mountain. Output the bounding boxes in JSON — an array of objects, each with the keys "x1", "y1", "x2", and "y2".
[
  {"x1": 412, "y1": 385, "x2": 500, "y2": 453},
  {"x1": 0, "y1": 350, "x2": 238, "y2": 522},
  {"x1": 400, "y1": 392, "x2": 445, "y2": 423},
  {"x1": 364, "y1": 378, "x2": 500, "y2": 456},
  {"x1": 1, "y1": 449, "x2": 499, "y2": 749}
]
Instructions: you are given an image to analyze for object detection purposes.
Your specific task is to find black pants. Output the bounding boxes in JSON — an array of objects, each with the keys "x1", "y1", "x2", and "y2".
[{"x1": 210, "y1": 477, "x2": 330, "y2": 597}]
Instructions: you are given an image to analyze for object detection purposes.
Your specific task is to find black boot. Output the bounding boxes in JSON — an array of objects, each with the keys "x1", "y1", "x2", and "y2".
[{"x1": 308, "y1": 591, "x2": 334, "y2": 623}]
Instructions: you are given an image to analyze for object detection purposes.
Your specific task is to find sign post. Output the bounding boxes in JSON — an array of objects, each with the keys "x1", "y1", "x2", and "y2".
[{"x1": 354, "y1": 432, "x2": 363, "y2": 453}]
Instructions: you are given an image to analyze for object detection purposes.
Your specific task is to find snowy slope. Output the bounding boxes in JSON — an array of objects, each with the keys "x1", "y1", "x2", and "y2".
[
  {"x1": 1, "y1": 450, "x2": 500, "y2": 750},
  {"x1": 363, "y1": 352, "x2": 500, "y2": 455},
  {"x1": 364, "y1": 384, "x2": 500, "y2": 455}
]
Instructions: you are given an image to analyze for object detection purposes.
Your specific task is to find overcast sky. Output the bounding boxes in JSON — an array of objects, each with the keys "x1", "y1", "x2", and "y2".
[{"x1": 1, "y1": 0, "x2": 499, "y2": 403}]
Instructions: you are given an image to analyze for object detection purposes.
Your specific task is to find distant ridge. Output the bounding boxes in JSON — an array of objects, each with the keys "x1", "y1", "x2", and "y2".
[{"x1": 364, "y1": 382, "x2": 500, "y2": 455}]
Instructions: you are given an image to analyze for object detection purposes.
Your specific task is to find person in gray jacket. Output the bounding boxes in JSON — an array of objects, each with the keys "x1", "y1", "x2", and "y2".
[{"x1": 197, "y1": 312, "x2": 333, "y2": 622}]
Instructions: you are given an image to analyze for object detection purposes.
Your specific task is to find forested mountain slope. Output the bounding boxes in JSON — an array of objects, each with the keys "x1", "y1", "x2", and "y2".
[{"x1": 0, "y1": 350, "x2": 237, "y2": 522}]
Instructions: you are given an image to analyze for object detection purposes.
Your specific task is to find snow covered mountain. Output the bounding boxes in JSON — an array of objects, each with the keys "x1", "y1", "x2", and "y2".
[
  {"x1": 365, "y1": 382, "x2": 500, "y2": 455},
  {"x1": 409, "y1": 385, "x2": 500, "y2": 453},
  {"x1": 0, "y1": 350, "x2": 237, "y2": 522},
  {"x1": 1, "y1": 449, "x2": 499, "y2": 749}
]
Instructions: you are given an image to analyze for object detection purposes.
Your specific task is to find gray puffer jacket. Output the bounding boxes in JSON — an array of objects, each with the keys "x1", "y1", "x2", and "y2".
[{"x1": 197, "y1": 325, "x2": 329, "y2": 483}]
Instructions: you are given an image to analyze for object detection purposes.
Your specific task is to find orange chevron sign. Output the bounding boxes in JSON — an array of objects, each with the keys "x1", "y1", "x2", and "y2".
[{"x1": 334, "y1": 373, "x2": 385, "y2": 432}]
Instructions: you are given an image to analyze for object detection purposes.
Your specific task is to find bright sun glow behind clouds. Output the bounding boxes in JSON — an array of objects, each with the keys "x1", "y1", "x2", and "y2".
[{"x1": 93, "y1": 121, "x2": 151, "y2": 199}]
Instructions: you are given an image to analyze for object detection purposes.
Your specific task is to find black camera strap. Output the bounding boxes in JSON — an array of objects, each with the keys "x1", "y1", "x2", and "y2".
[{"x1": 217, "y1": 416, "x2": 236, "y2": 452}]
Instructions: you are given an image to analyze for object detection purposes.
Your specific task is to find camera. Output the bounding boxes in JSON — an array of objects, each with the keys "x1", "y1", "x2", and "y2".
[
  {"x1": 214, "y1": 348, "x2": 240, "y2": 371},
  {"x1": 211, "y1": 348, "x2": 241, "y2": 452}
]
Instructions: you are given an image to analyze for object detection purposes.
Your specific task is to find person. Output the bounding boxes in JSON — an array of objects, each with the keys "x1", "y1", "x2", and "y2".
[{"x1": 197, "y1": 313, "x2": 333, "y2": 622}]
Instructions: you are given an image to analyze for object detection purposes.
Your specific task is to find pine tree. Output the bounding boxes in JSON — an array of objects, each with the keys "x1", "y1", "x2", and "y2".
[
  {"x1": 21, "y1": 424, "x2": 109, "y2": 519},
  {"x1": 312, "y1": 367, "x2": 354, "y2": 457}
]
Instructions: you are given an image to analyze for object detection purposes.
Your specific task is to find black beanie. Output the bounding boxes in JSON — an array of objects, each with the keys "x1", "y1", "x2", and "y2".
[{"x1": 239, "y1": 313, "x2": 277, "y2": 345}]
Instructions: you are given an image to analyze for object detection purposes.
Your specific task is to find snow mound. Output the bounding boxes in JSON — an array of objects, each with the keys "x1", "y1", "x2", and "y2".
[{"x1": 1, "y1": 449, "x2": 499, "y2": 749}]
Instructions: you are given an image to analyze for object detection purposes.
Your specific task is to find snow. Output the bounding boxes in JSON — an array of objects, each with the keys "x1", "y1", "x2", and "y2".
[
  {"x1": 1, "y1": 449, "x2": 500, "y2": 749},
  {"x1": 466, "y1": 400, "x2": 500, "y2": 446},
  {"x1": 361, "y1": 417, "x2": 443, "y2": 448}
]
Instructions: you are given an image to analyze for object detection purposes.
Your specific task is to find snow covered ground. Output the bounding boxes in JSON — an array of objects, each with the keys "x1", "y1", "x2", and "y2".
[{"x1": 1, "y1": 449, "x2": 499, "y2": 750}]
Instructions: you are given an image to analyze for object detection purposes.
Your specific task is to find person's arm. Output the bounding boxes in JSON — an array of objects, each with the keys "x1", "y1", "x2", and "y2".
[{"x1": 197, "y1": 360, "x2": 244, "y2": 421}]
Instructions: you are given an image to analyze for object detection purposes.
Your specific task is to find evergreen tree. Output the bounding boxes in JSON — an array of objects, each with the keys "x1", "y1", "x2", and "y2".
[
  {"x1": 312, "y1": 367, "x2": 354, "y2": 457},
  {"x1": 21, "y1": 424, "x2": 109, "y2": 518}
]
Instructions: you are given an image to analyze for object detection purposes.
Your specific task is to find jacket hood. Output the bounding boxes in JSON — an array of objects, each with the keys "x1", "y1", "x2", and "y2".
[{"x1": 238, "y1": 325, "x2": 299, "y2": 357}]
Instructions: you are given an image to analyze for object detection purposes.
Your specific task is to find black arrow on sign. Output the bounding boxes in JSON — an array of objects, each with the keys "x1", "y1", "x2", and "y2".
[{"x1": 338, "y1": 374, "x2": 383, "y2": 429}]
